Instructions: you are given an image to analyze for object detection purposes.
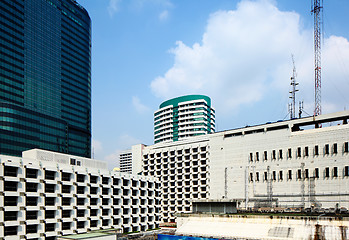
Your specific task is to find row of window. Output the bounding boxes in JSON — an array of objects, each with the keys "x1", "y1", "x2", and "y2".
[
  {"x1": 144, "y1": 147, "x2": 207, "y2": 159},
  {"x1": 250, "y1": 166, "x2": 349, "y2": 182},
  {"x1": 3, "y1": 219, "x2": 157, "y2": 236},
  {"x1": 3, "y1": 165, "x2": 158, "y2": 189},
  {"x1": 249, "y1": 142, "x2": 349, "y2": 162}
]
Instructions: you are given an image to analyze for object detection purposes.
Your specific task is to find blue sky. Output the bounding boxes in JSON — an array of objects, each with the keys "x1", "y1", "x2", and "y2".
[{"x1": 80, "y1": 0, "x2": 349, "y2": 167}]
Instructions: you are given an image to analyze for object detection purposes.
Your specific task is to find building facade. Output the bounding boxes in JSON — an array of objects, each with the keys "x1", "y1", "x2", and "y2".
[
  {"x1": 133, "y1": 111, "x2": 349, "y2": 222},
  {"x1": 0, "y1": 149, "x2": 160, "y2": 239},
  {"x1": 0, "y1": 0, "x2": 91, "y2": 158},
  {"x1": 119, "y1": 144, "x2": 144, "y2": 175},
  {"x1": 154, "y1": 95, "x2": 215, "y2": 144},
  {"x1": 119, "y1": 149, "x2": 133, "y2": 173}
]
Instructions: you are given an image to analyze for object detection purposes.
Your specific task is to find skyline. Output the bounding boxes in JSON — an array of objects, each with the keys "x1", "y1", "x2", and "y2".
[{"x1": 82, "y1": 0, "x2": 349, "y2": 167}]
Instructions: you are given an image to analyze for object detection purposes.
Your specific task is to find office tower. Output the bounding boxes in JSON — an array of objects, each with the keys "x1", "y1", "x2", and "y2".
[
  {"x1": 0, "y1": 0, "x2": 91, "y2": 157},
  {"x1": 154, "y1": 95, "x2": 215, "y2": 144}
]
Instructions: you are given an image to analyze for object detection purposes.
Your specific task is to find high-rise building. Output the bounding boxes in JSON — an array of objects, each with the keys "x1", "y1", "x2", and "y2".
[
  {"x1": 154, "y1": 95, "x2": 215, "y2": 144},
  {"x1": 0, "y1": 0, "x2": 91, "y2": 158}
]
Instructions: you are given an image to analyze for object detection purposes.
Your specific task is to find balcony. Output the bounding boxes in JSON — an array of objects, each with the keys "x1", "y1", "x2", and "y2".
[
  {"x1": 90, "y1": 175, "x2": 99, "y2": 184},
  {"x1": 26, "y1": 224, "x2": 38, "y2": 234},
  {"x1": 45, "y1": 223, "x2": 56, "y2": 232},
  {"x1": 45, "y1": 197, "x2": 55, "y2": 206},
  {"x1": 61, "y1": 172, "x2": 72, "y2": 182},
  {"x1": 26, "y1": 196, "x2": 37, "y2": 206},
  {"x1": 26, "y1": 168, "x2": 38, "y2": 178},
  {"x1": 4, "y1": 181, "x2": 18, "y2": 192},
  {"x1": 4, "y1": 226, "x2": 17, "y2": 236},
  {"x1": 26, "y1": 211, "x2": 38, "y2": 220},
  {"x1": 4, "y1": 211, "x2": 18, "y2": 221},
  {"x1": 62, "y1": 210, "x2": 72, "y2": 218},
  {"x1": 4, "y1": 166, "x2": 18, "y2": 177},
  {"x1": 45, "y1": 170, "x2": 56, "y2": 180},
  {"x1": 26, "y1": 182, "x2": 38, "y2": 192},
  {"x1": 45, "y1": 210, "x2": 55, "y2": 219}
]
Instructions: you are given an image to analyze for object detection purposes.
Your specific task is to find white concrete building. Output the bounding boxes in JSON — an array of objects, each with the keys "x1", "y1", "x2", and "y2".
[
  {"x1": 119, "y1": 150, "x2": 132, "y2": 173},
  {"x1": 119, "y1": 144, "x2": 145, "y2": 175},
  {"x1": 142, "y1": 137, "x2": 210, "y2": 222},
  {"x1": 132, "y1": 111, "x2": 349, "y2": 222},
  {"x1": 0, "y1": 149, "x2": 160, "y2": 239},
  {"x1": 154, "y1": 95, "x2": 215, "y2": 144}
]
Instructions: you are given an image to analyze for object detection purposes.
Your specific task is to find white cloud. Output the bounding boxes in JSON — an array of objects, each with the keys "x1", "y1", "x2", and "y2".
[
  {"x1": 150, "y1": 0, "x2": 349, "y2": 116},
  {"x1": 159, "y1": 10, "x2": 169, "y2": 21},
  {"x1": 108, "y1": 0, "x2": 121, "y2": 17},
  {"x1": 104, "y1": 134, "x2": 143, "y2": 169},
  {"x1": 132, "y1": 96, "x2": 149, "y2": 114},
  {"x1": 92, "y1": 139, "x2": 103, "y2": 154},
  {"x1": 132, "y1": 0, "x2": 173, "y2": 9}
]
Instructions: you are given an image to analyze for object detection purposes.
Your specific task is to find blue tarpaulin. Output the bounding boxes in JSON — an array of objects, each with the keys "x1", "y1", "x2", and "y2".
[{"x1": 158, "y1": 234, "x2": 220, "y2": 240}]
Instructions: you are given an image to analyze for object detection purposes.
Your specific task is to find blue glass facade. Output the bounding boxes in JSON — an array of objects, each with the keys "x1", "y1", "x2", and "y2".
[{"x1": 0, "y1": 0, "x2": 91, "y2": 157}]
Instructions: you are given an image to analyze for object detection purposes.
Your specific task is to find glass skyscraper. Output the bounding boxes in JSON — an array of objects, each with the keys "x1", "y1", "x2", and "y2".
[{"x1": 0, "y1": 0, "x2": 91, "y2": 157}]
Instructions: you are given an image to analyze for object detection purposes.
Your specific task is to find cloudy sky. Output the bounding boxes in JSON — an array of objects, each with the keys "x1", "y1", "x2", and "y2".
[{"x1": 81, "y1": 0, "x2": 349, "y2": 168}]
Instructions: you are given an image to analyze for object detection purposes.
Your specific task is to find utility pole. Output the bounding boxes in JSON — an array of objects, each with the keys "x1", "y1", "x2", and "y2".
[
  {"x1": 311, "y1": 0, "x2": 323, "y2": 116},
  {"x1": 267, "y1": 166, "x2": 273, "y2": 207},
  {"x1": 301, "y1": 163, "x2": 305, "y2": 208}
]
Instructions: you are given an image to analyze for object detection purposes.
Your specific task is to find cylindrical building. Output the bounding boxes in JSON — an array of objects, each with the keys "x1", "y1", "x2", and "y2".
[{"x1": 154, "y1": 95, "x2": 215, "y2": 144}]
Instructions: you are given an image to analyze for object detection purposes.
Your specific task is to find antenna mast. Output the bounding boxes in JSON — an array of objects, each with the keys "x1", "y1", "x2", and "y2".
[
  {"x1": 311, "y1": 0, "x2": 323, "y2": 116},
  {"x1": 289, "y1": 55, "x2": 298, "y2": 119}
]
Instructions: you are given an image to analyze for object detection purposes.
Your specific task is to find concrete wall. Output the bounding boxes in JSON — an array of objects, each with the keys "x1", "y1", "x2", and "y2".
[{"x1": 176, "y1": 214, "x2": 349, "y2": 240}]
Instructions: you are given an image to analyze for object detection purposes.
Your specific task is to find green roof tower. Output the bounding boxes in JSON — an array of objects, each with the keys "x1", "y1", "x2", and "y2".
[{"x1": 154, "y1": 95, "x2": 215, "y2": 144}]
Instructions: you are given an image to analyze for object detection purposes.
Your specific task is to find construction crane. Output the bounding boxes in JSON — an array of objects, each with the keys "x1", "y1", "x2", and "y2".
[{"x1": 311, "y1": 0, "x2": 323, "y2": 116}]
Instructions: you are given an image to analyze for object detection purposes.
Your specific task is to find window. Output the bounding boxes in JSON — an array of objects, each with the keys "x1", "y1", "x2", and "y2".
[
  {"x1": 272, "y1": 171, "x2": 276, "y2": 181},
  {"x1": 249, "y1": 153, "x2": 253, "y2": 162},
  {"x1": 288, "y1": 148, "x2": 292, "y2": 158},
  {"x1": 288, "y1": 170, "x2": 292, "y2": 180},
  {"x1": 325, "y1": 144, "x2": 329, "y2": 155},
  {"x1": 304, "y1": 147, "x2": 309, "y2": 157},
  {"x1": 272, "y1": 150, "x2": 276, "y2": 160},
  {"x1": 333, "y1": 143, "x2": 337, "y2": 154},
  {"x1": 279, "y1": 150, "x2": 283, "y2": 159},
  {"x1": 264, "y1": 172, "x2": 268, "y2": 181},
  {"x1": 4, "y1": 166, "x2": 17, "y2": 177},
  {"x1": 249, "y1": 173, "x2": 253, "y2": 182},
  {"x1": 333, "y1": 167, "x2": 338, "y2": 177},
  {"x1": 314, "y1": 168, "x2": 319, "y2": 178},
  {"x1": 297, "y1": 147, "x2": 301, "y2": 157},
  {"x1": 325, "y1": 167, "x2": 330, "y2": 178},
  {"x1": 264, "y1": 151, "x2": 267, "y2": 161},
  {"x1": 304, "y1": 169, "x2": 309, "y2": 179},
  {"x1": 256, "y1": 152, "x2": 259, "y2": 162},
  {"x1": 297, "y1": 169, "x2": 302, "y2": 179},
  {"x1": 314, "y1": 145, "x2": 319, "y2": 156},
  {"x1": 344, "y1": 166, "x2": 349, "y2": 177},
  {"x1": 256, "y1": 172, "x2": 260, "y2": 182},
  {"x1": 279, "y1": 171, "x2": 283, "y2": 181},
  {"x1": 70, "y1": 158, "x2": 76, "y2": 165},
  {"x1": 345, "y1": 142, "x2": 349, "y2": 153}
]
